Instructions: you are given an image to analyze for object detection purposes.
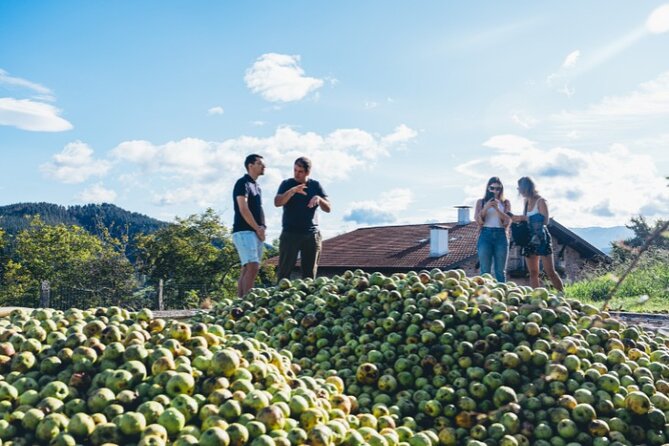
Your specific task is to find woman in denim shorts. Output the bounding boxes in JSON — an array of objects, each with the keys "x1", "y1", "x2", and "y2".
[
  {"x1": 512, "y1": 176, "x2": 564, "y2": 292},
  {"x1": 474, "y1": 177, "x2": 512, "y2": 282}
]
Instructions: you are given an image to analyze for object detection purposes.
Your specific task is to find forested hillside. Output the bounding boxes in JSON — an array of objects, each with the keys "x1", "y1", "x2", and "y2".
[{"x1": 0, "y1": 202, "x2": 167, "y2": 241}]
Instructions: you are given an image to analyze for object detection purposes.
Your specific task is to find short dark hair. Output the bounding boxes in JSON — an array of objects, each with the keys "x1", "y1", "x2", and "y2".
[
  {"x1": 244, "y1": 154, "x2": 263, "y2": 171},
  {"x1": 294, "y1": 156, "x2": 312, "y2": 172}
]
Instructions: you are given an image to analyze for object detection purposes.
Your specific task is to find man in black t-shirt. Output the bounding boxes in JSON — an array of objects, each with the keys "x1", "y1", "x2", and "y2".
[
  {"x1": 232, "y1": 154, "x2": 266, "y2": 297},
  {"x1": 274, "y1": 156, "x2": 331, "y2": 280}
]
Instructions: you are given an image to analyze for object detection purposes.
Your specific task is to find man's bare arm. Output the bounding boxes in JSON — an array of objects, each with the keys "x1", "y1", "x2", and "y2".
[
  {"x1": 274, "y1": 183, "x2": 308, "y2": 207},
  {"x1": 318, "y1": 197, "x2": 331, "y2": 213},
  {"x1": 236, "y1": 195, "x2": 265, "y2": 241}
]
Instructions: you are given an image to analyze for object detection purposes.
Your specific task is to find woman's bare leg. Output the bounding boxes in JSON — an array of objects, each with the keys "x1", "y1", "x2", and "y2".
[
  {"x1": 525, "y1": 255, "x2": 540, "y2": 288},
  {"x1": 541, "y1": 254, "x2": 564, "y2": 292}
]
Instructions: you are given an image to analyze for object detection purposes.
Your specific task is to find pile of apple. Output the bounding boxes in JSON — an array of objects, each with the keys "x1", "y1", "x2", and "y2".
[
  {"x1": 0, "y1": 306, "x2": 427, "y2": 446},
  {"x1": 195, "y1": 269, "x2": 669, "y2": 446}
]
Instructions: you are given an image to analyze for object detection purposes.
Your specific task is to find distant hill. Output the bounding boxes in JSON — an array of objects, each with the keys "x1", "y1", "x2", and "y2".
[
  {"x1": 569, "y1": 226, "x2": 633, "y2": 254},
  {"x1": 0, "y1": 203, "x2": 168, "y2": 256}
]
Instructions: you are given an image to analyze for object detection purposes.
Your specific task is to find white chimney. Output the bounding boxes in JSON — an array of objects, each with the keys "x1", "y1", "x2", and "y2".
[
  {"x1": 429, "y1": 225, "x2": 449, "y2": 257},
  {"x1": 455, "y1": 206, "x2": 471, "y2": 225}
]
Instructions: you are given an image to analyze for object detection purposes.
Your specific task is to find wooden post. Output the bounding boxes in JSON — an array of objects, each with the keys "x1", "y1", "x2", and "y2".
[
  {"x1": 157, "y1": 279, "x2": 164, "y2": 311},
  {"x1": 40, "y1": 280, "x2": 50, "y2": 308}
]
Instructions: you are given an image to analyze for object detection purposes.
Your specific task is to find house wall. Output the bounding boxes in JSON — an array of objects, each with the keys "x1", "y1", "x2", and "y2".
[
  {"x1": 456, "y1": 257, "x2": 480, "y2": 278},
  {"x1": 506, "y1": 240, "x2": 593, "y2": 286}
]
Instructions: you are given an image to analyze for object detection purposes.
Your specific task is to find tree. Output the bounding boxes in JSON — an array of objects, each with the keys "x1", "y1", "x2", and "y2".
[
  {"x1": 0, "y1": 217, "x2": 137, "y2": 307},
  {"x1": 611, "y1": 216, "x2": 669, "y2": 263},
  {"x1": 135, "y1": 209, "x2": 243, "y2": 307}
]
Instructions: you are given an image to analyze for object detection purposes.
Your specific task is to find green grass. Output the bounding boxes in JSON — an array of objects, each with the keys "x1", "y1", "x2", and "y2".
[{"x1": 565, "y1": 251, "x2": 669, "y2": 313}]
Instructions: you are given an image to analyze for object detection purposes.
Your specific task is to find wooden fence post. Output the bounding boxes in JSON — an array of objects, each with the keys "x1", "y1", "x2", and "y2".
[
  {"x1": 157, "y1": 279, "x2": 164, "y2": 311},
  {"x1": 40, "y1": 280, "x2": 50, "y2": 308}
]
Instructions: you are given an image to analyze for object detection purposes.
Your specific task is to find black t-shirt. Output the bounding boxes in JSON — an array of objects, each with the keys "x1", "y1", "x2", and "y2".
[
  {"x1": 277, "y1": 178, "x2": 327, "y2": 233},
  {"x1": 232, "y1": 174, "x2": 265, "y2": 233}
]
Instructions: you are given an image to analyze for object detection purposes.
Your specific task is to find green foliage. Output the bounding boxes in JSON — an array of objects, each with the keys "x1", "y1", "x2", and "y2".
[
  {"x1": 136, "y1": 208, "x2": 271, "y2": 308},
  {"x1": 0, "y1": 216, "x2": 137, "y2": 306},
  {"x1": 0, "y1": 202, "x2": 166, "y2": 261},
  {"x1": 567, "y1": 233, "x2": 669, "y2": 312},
  {"x1": 610, "y1": 216, "x2": 669, "y2": 263}
]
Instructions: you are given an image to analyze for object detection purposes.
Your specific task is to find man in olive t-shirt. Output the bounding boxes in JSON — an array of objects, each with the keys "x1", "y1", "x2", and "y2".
[{"x1": 274, "y1": 156, "x2": 331, "y2": 279}]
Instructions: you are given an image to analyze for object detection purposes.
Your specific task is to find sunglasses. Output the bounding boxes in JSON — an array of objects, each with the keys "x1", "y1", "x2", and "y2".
[{"x1": 489, "y1": 186, "x2": 502, "y2": 191}]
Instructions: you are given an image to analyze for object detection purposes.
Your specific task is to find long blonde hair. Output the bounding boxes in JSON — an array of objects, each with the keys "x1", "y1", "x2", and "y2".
[{"x1": 517, "y1": 176, "x2": 538, "y2": 198}]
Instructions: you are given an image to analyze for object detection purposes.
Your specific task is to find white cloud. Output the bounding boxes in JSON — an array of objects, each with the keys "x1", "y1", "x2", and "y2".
[
  {"x1": 112, "y1": 140, "x2": 159, "y2": 165},
  {"x1": 344, "y1": 188, "x2": 413, "y2": 225},
  {"x1": 364, "y1": 100, "x2": 378, "y2": 110},
  {"x1": 511, "y1": 112, "x2": 538, "y2": 129},
  {"x1": 546, "y1": 50, "x2": 580, "y2": 97},
  {"x1": 482, "y1": 134, "x2": 534, "y2": 153},
  {"x1": 41, "y1": 141, "x2": 111, "y2": 184},
  {"x1": 0, "y1": 98, "x2": 72, "y2": 132},
  {"x1": 558, "y1": 84, "x2": 575, "y2": 97},
  {"x1": 208, "y1": 106, "x2": 224, "y2": 115},
  {"x1": 552, "y1": 70, "x2": 669, "y2": 133},
  {"x1": 0, "y1": 69, "x2": 53, "y2": 97},
  {"x1": 647, "y1": 4, "x2": 669, "y2": 34},
  {"x1": 244, "y1": 53, "x2": 324, "y2": 102},
  {"x1": 457, "y1": 135, "x2": 669, "y2": 226},
  {"x1": 111, "y1": 124, "x2": 417, "y2": 206},
  {"x1": 382, "y1": 124, "x2": 419, "y2": 145},
  {"x1": 77, "y1": 183, "x2": 117, "y2": 203},
  {"x1": 562, "y1": 50, "x2": 581, "y2": 69}
]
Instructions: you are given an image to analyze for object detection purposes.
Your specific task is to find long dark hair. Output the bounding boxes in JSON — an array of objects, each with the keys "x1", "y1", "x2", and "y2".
[{"x1": 482, "y1": 177, "x2": 505, "y2": 203}]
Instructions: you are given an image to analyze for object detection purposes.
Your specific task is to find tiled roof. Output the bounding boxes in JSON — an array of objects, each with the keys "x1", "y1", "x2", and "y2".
[
  {"x1": 265, "y1": 219, "x2": 608, "y2": 271},
  {"x1": 267, "y1": 222, "x2": 480, "y2": 270},
  {"x1": 318, "y1": 222, "x2": 479, "y2": 270}
]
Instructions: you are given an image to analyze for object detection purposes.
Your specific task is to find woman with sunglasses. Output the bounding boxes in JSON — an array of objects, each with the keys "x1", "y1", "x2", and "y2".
[
  {"x1": 474, "y1": 177, "x2": 511, "y2": 282},
  {"x1": 511, "y1": 176, "x2": 564, "y2": 292}
]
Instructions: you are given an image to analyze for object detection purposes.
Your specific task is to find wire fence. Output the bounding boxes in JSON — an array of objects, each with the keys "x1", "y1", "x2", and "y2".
[{"x1": 5, "y1": 281, "x2": 219, "y2": 311}]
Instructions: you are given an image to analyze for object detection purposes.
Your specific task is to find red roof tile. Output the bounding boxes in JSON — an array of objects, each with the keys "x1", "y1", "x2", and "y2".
[
  {"x1": 267, "y1": 222, "x2": 480, "y2": 270},
  {"x1": 266, "y1": 220, "x2": 608, "y2": 271}
]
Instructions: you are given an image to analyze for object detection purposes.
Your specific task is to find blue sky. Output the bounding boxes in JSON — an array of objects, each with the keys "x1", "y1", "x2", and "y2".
[{"x1": 1, "y1": 1, "x2": 668, "y2": 238}]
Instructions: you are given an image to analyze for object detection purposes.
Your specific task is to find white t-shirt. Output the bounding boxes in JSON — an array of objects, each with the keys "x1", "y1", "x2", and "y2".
[{"x1": 482, "y1": 201, "x2": 505, "y2": 228}]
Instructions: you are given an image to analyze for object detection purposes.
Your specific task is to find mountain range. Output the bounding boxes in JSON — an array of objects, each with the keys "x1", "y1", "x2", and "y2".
[
  {"x1": 0, "y1": 203, "x2": 167, "y2": 250},
  {"x1": 569, "y1": 226, "x2": 634, "y2": 254}
]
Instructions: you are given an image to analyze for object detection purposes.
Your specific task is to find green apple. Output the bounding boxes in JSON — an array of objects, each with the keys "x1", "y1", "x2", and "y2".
[
  {"x1": 157, "y1": 407, "x2": 186, "y2": 437},
  {"x1": 116, "y1": 411, "x2": 147, "y2": 437},
  {"x1": 257, "y1": 405, "x2": 286, "y2": 431},
  {"x1": 210, "y1": 349, "x2": 240, "y2": 378},
  {"x1": 35, "y1": 415, "x2": 63, "y2": 443},
  {"x1": 67, "y1": 412, "x2": 96, "y2": 438},
  {"x1": 166, "y1": 372, "x2": 195, "y2": 397},
  {"x1": 200, "y1": 427, "x2": 231, "y2": 446},
  {"x1": 105, "y1": 369, "x2": 133, "y2": 393},
  {"x1": 22, "y1": 407, "x2": 45, "y2": 431},
  {"x1": 138, "y1": 401, "x2": 165, "y2": 424},
  {"x1": 87, "y1": 388, "x2": 116, "y2": 413},
  {"x1": 170, "y1": 394, "x2": 199, "y2": 422},
  {"x1": 39, "y1": 381, "x2": 70, "y2": 401},
  {"x1": 0, "y1": 381, "x2": 19, "y2": 402},
  {"x1": 11, "y1": 351, "x2": 36, "y2": 372},
  {"x1": 90, "y1": 422, "x2": 122, "y2": 446}
]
